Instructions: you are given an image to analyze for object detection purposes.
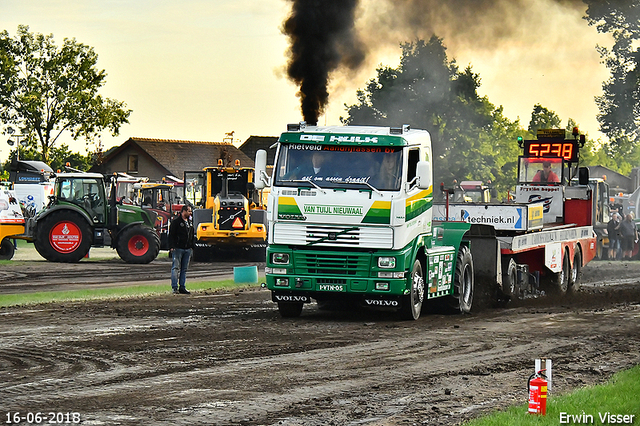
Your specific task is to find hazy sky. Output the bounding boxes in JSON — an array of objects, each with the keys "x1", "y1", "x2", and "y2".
[{"x1": 0, "y1": 0, "x2": 612, "y2": 163}]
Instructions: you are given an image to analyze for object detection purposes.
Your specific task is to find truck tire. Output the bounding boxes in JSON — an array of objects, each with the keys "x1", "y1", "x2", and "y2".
[
  {"x1": 116, "y1": 226, "x2": 160, "y2": 264},
  {"x1": 501, "y1": 257, "x2": 517, "y2": 301},
  {"x1": 545, "y1": 251, "x2": 570, "y2": 295},
  {"x1": 400, "y1": 259, "x2": 425, "y2": 320},
  {"x1": 278, "y1": 302, "x2": 303, "y2": 318},
  {"x1": 34, "y1": 211, "x2": 92, "y2": 263},
  {"x1": 0, "y1": 238, "x2": 15, "y2": 260},
  {"x1": 570, "y1": 249, "x2": 582, "y2": 292},
  {"x1": 447, "y1": 246, "x2": 474, "y2": 314}
]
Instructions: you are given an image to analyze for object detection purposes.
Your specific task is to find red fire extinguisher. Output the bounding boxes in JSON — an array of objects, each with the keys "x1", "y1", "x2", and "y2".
[{"x1": 528, "y1": 369, "x2": 548, "y2": 415}]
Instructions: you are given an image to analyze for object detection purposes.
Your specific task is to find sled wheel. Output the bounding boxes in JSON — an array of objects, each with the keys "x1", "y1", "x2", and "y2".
[
  {"x1": 447, "y1": 246, "x2": 474, "y2": 314},
  {"x1": 400, "y1": 259, "x2": 424, "y2": 320},
  {"x1": 117, "y1": 226, "x2": 160, "y2": 264},
  {"x1": 0, "y1": 238, "x2": 15, "y2": 260},
  {"x1": 570, "y1": 248, "x2": 582, "y2": 292},
  {"x1": 34, "y1": 211, "x2": 91, "y2": 262},
  {"x1": 277, "y1": 302, "x2": 303, "y2": 318}
]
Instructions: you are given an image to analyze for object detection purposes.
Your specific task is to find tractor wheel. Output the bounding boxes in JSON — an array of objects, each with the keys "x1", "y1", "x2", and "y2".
[
  {"x1": 399, "y1": 259, "x2": 425, "y2": 320},
  {"x1": 34, "y1": 211, "x2": 92, "y2": 262},
  {"x1": 277, "y1": 302, "x2": 303, "y2": 318},
  {"x1": 446, "y1": 246, "x2": 474, "y2": 314},
  {"x1": 570, "y1": 248, "x2": 582, "y2": 292},
  {"x1": 0, "y1": 238, "x2": 15, "y2": 260},
  {"x1": 116, "y1": 226, "x2": 160, "y2": 264}
]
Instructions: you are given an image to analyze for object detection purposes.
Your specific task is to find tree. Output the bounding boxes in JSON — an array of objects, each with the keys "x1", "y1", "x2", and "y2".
[
  {"x1": 584, "y1": 0, "x2": 640, "y2": 153},
  {"x1": 341, "y1": 37, "x2": 525, "y2": 198},
  {"x1": 0, "y1": 25, "x2": 131, "y2": 163},
  {"x1": 528, "y1": 104, "x2": 561, "y2": 134},
  {"x1": 2, "y1": 141, "x2": 92, "y2": 174}
]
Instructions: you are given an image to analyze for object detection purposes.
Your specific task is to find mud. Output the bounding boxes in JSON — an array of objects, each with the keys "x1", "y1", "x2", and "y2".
[{"x1": 1, "y1": 260, "x2": 639, "y2": 425}]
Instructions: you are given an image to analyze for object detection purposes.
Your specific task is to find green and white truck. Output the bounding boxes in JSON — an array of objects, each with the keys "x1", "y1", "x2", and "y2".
[
  {"x1": 254, "y1": 125, "x2": 598, "y2": 319},
  {"x1": 254, "y1": 124, "x2": 476, "y2": 319}
]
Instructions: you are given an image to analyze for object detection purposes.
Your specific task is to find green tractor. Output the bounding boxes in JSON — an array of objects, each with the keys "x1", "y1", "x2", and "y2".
[{"x1": 21, "y1": 172, "x2": 161, "y2": 263}]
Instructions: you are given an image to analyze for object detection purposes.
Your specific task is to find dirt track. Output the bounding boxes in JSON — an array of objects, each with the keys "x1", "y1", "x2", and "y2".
[{"x1": 1, "y1": 260, "x2": 640, "y2": 426}]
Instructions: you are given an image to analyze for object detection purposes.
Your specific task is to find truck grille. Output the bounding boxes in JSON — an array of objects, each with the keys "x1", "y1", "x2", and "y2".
[
  {"x1": 295, "y1": 252, "x2": 370, "y2": 276},
  {"x1": 273, "y1": 223, "x2": 393, "y2": 249}
]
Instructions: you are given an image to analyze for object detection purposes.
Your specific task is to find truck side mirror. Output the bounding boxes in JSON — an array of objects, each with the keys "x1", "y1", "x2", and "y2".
[
  {"x1": 416, "y1": 161, "x2": 432, "y2": 189},
  {"x1": 578, "y1": 167, "x2": 589, "y2": 185},
  {"x1": 254, "y1": 149, "x2": 268, "y2": 190}
]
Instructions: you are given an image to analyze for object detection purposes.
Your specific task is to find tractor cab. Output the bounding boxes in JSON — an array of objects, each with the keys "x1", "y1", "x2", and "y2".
[{"x1": 56, "y1": 173, "x2": 108, "y2": 224}]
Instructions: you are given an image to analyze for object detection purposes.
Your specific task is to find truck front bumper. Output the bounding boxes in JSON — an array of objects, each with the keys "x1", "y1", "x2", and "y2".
[{"x1": 196, "y1": 223, "x2": 266, "y2": 246}]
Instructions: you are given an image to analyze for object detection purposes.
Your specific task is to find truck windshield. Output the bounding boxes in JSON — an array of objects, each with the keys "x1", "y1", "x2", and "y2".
[{"x1": 274, "y1": 144, "x2": 403, "y2": 191}]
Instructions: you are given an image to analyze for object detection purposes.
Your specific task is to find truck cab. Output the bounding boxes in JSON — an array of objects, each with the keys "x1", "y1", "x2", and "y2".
[
  {"x1": 255, "y1": 124, "x2": 473, "y2": 320},
  {"x1": 452, "y1": 181, "x2": 493, "y2": 203}
]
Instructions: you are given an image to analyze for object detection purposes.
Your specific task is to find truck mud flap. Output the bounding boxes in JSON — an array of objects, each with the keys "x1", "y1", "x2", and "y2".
[
  {"x1": 361, "y1": 295, "x2": 402, "y2": 309},
  {"x1": 272, "y1": 292, "x2": 312, "y2": 304},
  {"x1": 465, "y1": 224, "x2": 501, "y2": 308}
]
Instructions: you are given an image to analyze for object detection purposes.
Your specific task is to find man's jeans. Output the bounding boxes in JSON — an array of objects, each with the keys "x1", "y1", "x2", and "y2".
[{"x1": 171, "y1": 248, "x2": 192, "y2": 290}]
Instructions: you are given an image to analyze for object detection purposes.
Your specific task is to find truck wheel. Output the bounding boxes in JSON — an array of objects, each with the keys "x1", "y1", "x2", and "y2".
[
  {"x1": 0, "y1": 238, "x2": 15, "y2": 260},
  {"x1": 545, "y1": 251, "x2": 570, "y2": 295},
  {"x1": 501, "y1": 258, "x2": 517, "y2": 301},
  {"x1": 34, "y1": 211, "x2": 92, "y2": 262},
  {"x1": 400, "y1": 259, "x2": 424, "y2": 320},
  {"x1": 570, "y1": 249, "x2": 582, "y2": 292},
  {"x1": 278, "y1": 302, "x2": 303, "y2": 318},
  {"x1": 447, "y1": 246, "x2": 474, "y2": 314},
  {"x1": 116, "y1": 226, "x2": 160, "y2": 264}
]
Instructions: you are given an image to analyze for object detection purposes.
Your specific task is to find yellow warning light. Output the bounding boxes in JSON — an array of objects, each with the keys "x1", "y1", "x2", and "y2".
[
  {"x1": 235, "y1": 159, "x2": 240, "y2": 166},
  {"x1": 217, "y1": 159, "x2": 223, "y2": 166}
]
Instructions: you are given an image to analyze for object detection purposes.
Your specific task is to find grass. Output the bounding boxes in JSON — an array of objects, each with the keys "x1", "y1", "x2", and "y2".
[
  {"x1": 465, "y1": 365, "x2": 640, "y2": 425},
  {"x1": 0, "y1": 277, "x2": 264, "y2": 308}
]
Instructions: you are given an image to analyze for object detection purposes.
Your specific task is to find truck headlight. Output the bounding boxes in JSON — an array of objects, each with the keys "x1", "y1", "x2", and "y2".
[
  {"x1": 274, "y1": 278, "x2": 289, "y2": 287},
  {"x1": 378, "y1": 257, "x2": 396, "y2": 268},
  {"x1": 378, "y1": 271, "x2": 405, "y2": 278},
  {"x1": 272, "y1": 253, "x2": 290, "y2": 265}
]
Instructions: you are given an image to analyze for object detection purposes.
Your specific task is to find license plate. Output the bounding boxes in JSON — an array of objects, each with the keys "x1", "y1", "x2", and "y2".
[{"x1": 317, "y1": 284, "x2": 346, "y2": 292}]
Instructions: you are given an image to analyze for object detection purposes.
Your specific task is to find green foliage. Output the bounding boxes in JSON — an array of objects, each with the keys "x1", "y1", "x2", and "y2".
[
  {"x1": 1, "y1": 142, "x2": 93, "y2": 173},
  {"x1": 0, "y1": 25, "x2": 131, "y2": 163},
  {"x1": 341, "y1": 37, "x2": 529, "y2": 198},
  {"x1": 584, "y1": 1, "x2": 640, "y2": 153},
  {"x1": 529, "y1": 104, "x2": 561, "y2": 134},
  {"x1": 465, "y1": 364, "x2": 640, "y2": 426}
]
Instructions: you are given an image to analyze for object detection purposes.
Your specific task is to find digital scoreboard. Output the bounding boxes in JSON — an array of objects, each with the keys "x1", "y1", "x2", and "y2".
[{"x1": 523, "y1": 139, "x2": 579, "y2": 162}]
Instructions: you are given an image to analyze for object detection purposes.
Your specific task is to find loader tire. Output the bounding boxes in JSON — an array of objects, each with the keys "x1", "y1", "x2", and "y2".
[
  {"x1": 0, "y1": 238, "x2": 15, "y2": 260},
  {"x1": 446, "y1": 246, "x2": 474, "y2": 314},
  {"x1": 34, "y1": 211, "x2": 92, "y2": 263},
  {"x1": 117, "y1": 226, "x2": 160, "y2": 264}
]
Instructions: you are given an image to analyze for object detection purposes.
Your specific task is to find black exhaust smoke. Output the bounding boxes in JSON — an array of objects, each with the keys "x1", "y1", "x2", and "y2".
[{"x1": 283, "y1": 0, "x2": 364, "y2": 125}]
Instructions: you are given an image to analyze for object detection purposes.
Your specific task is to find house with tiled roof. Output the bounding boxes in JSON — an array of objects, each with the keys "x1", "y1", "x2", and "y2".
[
  {"x1": 91, "y1": 137, "x2": 254, "y2": 182},
  {"x1": 237, "y1": 136, "x2": 278, "y2": 168}
]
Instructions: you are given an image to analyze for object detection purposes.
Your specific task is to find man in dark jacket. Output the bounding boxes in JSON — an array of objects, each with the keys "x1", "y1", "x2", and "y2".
[{"x1": 168, "y1": 205, "x2": 194, "y2": 294}]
